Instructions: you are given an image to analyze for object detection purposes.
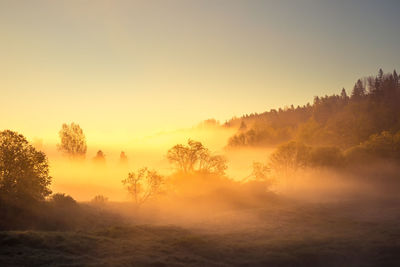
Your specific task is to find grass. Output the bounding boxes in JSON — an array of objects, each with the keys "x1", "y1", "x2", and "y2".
[{"x1": 1, "y1": 199, "x2": 400, "y2": 266}]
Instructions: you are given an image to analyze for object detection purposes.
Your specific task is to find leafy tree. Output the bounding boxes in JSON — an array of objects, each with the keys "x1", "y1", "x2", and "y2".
[
  {"x1": 122, "y1": 167, "x2": 164, "y2": 205},
  {"x1": 167, "y1": 139, "x2": 227, "y2": 175},
  {"x1": 0, "y1": 130, "x2": 52, "y2": 202},
  {"x1": 358, "y1": 131, "x2": 400, "y2": 159},
  {"x1": 58, "y1": 123, "x2": 87, "y2": 158},
  {"x1": 269, "y1": 141, "x2": 311, "y2": 175},
  {"x1": 167, "y1": 140, "x2": 205, "y2": 173}
]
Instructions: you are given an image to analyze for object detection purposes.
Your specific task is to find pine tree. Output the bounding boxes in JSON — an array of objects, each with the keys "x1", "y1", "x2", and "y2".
[
  {"x1": 393, "y1": 70, "x2": 399, "y2": 89},
  {"x1": 351, "y1": 79, "x2": 365, "y2": 100},
  {"x1": 340, "y1": 88, "x2": 348, "y2": 100}
]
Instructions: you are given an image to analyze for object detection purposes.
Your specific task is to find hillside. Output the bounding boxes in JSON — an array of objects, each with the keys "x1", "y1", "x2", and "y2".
[{"x1": 225, "y1": 69, "x2": 400, "y2": 150}]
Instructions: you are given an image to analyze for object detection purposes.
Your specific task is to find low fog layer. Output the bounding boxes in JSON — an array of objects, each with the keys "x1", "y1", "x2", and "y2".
[{"x1": 42, "y1": 124, "x2": 237, "y2": 201}]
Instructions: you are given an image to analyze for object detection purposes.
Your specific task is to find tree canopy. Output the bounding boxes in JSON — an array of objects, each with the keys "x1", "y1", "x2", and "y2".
[
  {"x1": 58, "y1": 123, "x2": 87, "y2": 158},
  {"x1": 0, "y1": 130, "x2": 52, "y2": 202},
  {"x1": 167, "y1": 139, "x2": 227, "y2": 175}
]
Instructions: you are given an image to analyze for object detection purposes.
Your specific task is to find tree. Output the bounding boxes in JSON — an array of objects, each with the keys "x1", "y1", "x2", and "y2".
[
  {"x1": 269, "y1": 141, "x2": 311, "y2": 175},
  {"x1": 239, "y1": 121, "x2": 247, "y2": 131},
  {"x1": 0, "y1": 130, "x2": 52, "y2": 202},
  {"x1": 250, "y1": 162, "x2": 270, "y2": 181},
  {"x1": 340, "y1": 88, "x2": 349, "y2": 100},
  {"x1": 119, "y1": 151, "x2": 128, "y2": 164},
  {"x1": 378, "y1": 68, "x2": 384, "y2": 82},
  {"x1": 167, "y1": 140, "x2": 205, "y2": 173},
  {"x1": 393, "y1": 70, "x2": 399, "y2": 89},
  {"x1": 50, "y1": 193, "x2": 77, "y2": 208},
  {"x1": 167, "y1": 139, "x2": 227, "y2": 175},
  {"x1": 359, "y1": 131, "x2": 400, "y2": 159},
  {"x1": 58, "y1": 123, "x2": 87, "y2": 158},
  {"x1": 241, "y1": 161, "x2": 271, "y2": 183},
  {"x1": 91, "y1": 195, "x2": 108, "y2": 208},
  {"x1": 122, "y1": 167, "x2": 164, "y2": 205},
  {"x1": 93, "y1": 150, "x2": 106, "y2": 164},
  {"x1": 351, "y1": 79, "x2": 365, "y2": 100}
]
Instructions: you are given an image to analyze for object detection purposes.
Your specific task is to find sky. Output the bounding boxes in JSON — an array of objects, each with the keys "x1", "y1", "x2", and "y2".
[{"x1": 1, "y1": 0, "x2": 400, "y2": 145}]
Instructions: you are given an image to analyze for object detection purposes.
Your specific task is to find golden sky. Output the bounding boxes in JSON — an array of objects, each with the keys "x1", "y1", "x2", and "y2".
[{"x1": 1, "y1": 0, "x2": 400, "y2": 145}]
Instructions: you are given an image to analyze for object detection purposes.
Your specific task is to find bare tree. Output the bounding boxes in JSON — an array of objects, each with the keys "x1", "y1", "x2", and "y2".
[
  {"x1": 242, "y1": 162, "x2": 270, "y2": 183},
  {"x1": 122, "y1": 167, "x2": 164, "y2": 205},
  {"x1": 58, "y1": 123, "x2": 87, "y2": 159}
]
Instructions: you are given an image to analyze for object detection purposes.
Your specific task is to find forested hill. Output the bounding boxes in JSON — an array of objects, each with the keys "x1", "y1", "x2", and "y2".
[{"x1": 224, "y1": 69, "x2": 400, "y2": 150}]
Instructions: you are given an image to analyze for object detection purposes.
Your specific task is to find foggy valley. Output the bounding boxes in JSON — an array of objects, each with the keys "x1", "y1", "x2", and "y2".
[{"x1": 2, "y1": 1, "x2": 400, "y2": 266}]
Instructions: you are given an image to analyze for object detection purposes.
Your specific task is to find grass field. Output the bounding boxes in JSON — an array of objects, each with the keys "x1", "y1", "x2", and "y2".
[{"x1": 1, "y1": 197, "x2": 400, "y2": 267}]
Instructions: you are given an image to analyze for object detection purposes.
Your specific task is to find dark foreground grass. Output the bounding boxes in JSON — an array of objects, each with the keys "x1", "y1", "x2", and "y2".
[{"x1": 1, "y1": 200, "x2": 400, "y2": 267}]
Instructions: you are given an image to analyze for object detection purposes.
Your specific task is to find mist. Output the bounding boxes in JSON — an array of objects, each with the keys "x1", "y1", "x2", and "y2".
[{"x1": 41, "y1": 124, "x2": 236, "y2": 201}]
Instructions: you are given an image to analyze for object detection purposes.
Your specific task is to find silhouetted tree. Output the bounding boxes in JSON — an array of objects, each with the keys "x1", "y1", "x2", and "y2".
[
  {"x1": 120, "y1": 151, "x2": 128, "y2": 164},
  {"x1": 167, "y1": 139, "x2": 227, "y2": 175},
  {"x1": 50, "y1": 193, "x2": 77, "y2": 208},
  {"x1": 122, "y1": 167, "x2": 164, "y2": 205},
  {"x1": 93, "y1": 150, "x2": 106, "y2": 164},
  {"x1": 378, "y1": 68, "x2": 384, "y2": 82},
  {"x1": 0, "y1": 130, "x2": 52, "y2": 203},
  {"x1": 340, "y1": 88, "x2": 348, "y2": 100},
  {"x1": 239, "y1": 121, "x2": 247, "y2": 131},
  {"x1": 58, "y1": 123, "x2": 87, "y2": 158},
  {"x1": 393, "y1": 70, "x2": 399, "y2": 89},
  {"x1": 351, "y1": 79, "x2": 365, "y2": 100},
  {"x1": 91, "y1": 195, "x2": 108, "y2": 208}
]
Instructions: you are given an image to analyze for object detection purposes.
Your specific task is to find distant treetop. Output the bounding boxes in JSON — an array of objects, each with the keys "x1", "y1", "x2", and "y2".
[{"x1": 57, "y1": 123, "x2": 87, "y2": 159}]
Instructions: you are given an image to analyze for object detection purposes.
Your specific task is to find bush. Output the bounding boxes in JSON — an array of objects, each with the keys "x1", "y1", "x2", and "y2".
[{"x1": 49, "y1": 193, "x2": 77, "y2": 208}]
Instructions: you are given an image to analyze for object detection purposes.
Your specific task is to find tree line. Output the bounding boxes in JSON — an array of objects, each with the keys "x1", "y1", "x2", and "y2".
[{"x1": 226, "y1": 69, "x2": 400, "y2": 151}]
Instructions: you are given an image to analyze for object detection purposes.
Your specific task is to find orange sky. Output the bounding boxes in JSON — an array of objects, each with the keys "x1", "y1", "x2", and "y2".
[{"x1": 1, "y1": 0, "x2": 400, "y2": 146}]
